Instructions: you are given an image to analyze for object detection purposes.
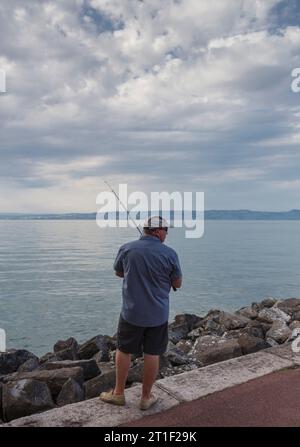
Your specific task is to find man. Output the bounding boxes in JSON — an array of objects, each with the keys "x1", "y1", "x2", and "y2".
[{"x1": 100, "y1": 216, "x2": 182, "y2": 410}]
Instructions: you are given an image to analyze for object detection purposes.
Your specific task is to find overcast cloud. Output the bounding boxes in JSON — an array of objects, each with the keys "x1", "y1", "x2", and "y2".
[{"x1": 0, "y1": 0, "x2": 300, "y2": 212}]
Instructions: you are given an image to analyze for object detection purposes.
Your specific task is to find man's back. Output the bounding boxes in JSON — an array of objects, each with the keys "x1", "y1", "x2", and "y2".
[{"x1": 114, "y1": 235, "x2": 182, "y2": 327}]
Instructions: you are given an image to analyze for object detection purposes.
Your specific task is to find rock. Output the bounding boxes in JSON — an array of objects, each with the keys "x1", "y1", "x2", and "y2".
[
  {"x1": 172, "y1": 314, "x2": 204, "y2": 331},
  {"x1": 266, "y1": 321, "x2": 292, "y2": 344},
  {"x1": 38, "y1": 359, "x2": 100, "y2": 381},
  {"x1": 190, "y1": 335, "x2": 242, "y2": 366},
  {"x1": 56, "y1": 378, "x2": 85, "y2": 406},
  {"x1": 164, "y1": 342, "x2": 190, "y2": 366},
  {"x1": 53, "y1": 337, "x2": 79, "y2": 354},
  {"x1": 2, "y1": 379, "x2": 54, "y2": 422},
  {"x1": 240, "y1": 321, "x2": 266, "y2": 339},
  {"x1": 288, "y1": 328, "x2": 300, "y2": 342},
  {"x1": 276, "y1": 298, "x2": 300, "y2": 318},
  {"x1": 0, "y1": 350, "x2": 39, "y2": 375},
  {"x1": 175, "y1": 339, "x2": 194, "y2": 354},
  {"x1": 203, "y1": 310, "x2": 249, "y2": 332},
  {"x1": 266, "y1": 338, "x2": 279, "y2": 347},
  {"x1": 54, "y1": 347, "x2": 78, "y2": 361},
  {"x1": 18, "y1": 357, "x2": 40, "y2": 373},
  {"x1": 78, "y1": 335, "x2": 110, "y2": 361},
  {"x1": 168, "y1": 325, "x2": 190, "y2": 344},
  {"x1": 84, "y1": 369, "x2": 116, "y2": 399},
  {"x1": 257, "y1": 307, "x2": 291, "y2": 325},
  {"x1": 39, "y1": 352, "x2": 59, "y2": 364},
  {"x1": 203, "y1": 319, "x2": 225, "y2": 336},
  {"x1": 293, "y1": 311, "x2": 300, "y2": 321},
  {"x1": 289, "y1": 320, "x2": 300, "y2": 331},
  {"x1": 237, "y1": 334, "x2": 270, "y2": 355},
  {"x1": 260, "y1": 297, "x2": 277, "y2": 308},
  {"x1": 103, "y1": 335, "x2": 117, "y2": 352},
  {"x1": 3, "y1": 367, "x2": 84, "y2": 397},
  {"x1": 218, "y1": 312, "x2": 250, "y2": 331},
  {"x1": 169, "y1": 314, "x2": 204, "y2": 343},
  {"x1": 186, "y1": 328, "x2": 203, "y2": 341},
  {"x1": 127, "y1": 360, "x2": 144, "y2": 384},
  {"x1": 159, "y1": 355, "x2": 172, "y2": 370},
  {"x1": 236, "y1": 303, "x2": 259, "y2": 320},
  {"x1": 52, "y1": 337, "x2": 79, "y2": 361}
]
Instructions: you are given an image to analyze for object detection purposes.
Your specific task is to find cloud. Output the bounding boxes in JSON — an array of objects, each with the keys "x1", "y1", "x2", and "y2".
[{"x1": 0, "y1": 0, "x2": 300, "y2": 211}]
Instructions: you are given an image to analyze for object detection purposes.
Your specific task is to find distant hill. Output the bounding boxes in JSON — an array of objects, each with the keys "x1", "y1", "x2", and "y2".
[{"x1": 1, "y1": 210, "x2": 300, "y2": 220}]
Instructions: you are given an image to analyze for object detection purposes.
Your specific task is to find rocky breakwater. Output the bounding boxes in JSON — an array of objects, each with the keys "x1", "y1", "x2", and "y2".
[{"x1": 1, "y1": 297, "x2": 300, "y2": 424}]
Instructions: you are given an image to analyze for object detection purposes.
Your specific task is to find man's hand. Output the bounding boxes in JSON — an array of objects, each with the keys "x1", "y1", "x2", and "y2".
[
  {"x1": 171, "y1": 277, "x2": 182, "y2": 289},
  {"x1": 115, "y1": 271, "x2": 124, "y2": 278}
]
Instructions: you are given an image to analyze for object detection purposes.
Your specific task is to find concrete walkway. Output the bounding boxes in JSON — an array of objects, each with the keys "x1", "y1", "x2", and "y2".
[{"x1": 3, "y1": 344, "x2": 300, "y2": 427}]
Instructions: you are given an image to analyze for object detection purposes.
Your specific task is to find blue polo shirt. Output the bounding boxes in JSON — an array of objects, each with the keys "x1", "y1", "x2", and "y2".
[{"x1": 113, "y1": 235, "x2": 182, "y2": 327}]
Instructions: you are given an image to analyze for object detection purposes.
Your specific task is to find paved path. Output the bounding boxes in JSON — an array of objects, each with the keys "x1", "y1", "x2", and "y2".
[{"x1": 121, "y1": 368, "x2": 300, "y2": 427}]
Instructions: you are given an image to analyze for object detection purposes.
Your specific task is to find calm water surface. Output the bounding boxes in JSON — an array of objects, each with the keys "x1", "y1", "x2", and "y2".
[{"x1": 0, "y1": 220, "x2": 299, "y2": 356}]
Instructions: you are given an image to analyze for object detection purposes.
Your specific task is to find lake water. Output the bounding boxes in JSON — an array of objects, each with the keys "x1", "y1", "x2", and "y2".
[{"x1": 0, "y1": 220, "x2": 300, "y2": 356}]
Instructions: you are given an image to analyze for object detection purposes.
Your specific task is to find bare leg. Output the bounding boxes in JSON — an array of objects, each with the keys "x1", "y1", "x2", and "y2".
[
  {"x1": 141, "y1": 354, "x2": 160, "y2": 399},
  {"x1": 114, "y1": 349, "x2": 131, "y2": 395}
]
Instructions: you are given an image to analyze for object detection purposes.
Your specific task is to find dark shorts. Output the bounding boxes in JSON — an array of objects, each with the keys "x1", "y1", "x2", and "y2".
[{"x1": 117, "y1": 314, "x2": 169, "y2": 356}]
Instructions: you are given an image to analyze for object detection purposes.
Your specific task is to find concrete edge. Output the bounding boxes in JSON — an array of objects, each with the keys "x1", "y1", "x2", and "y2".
[{"x1": 2, "y1": 344, "x2": 300, "y2": 427}]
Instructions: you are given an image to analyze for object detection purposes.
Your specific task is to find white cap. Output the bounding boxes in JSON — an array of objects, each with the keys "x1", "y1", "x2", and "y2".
[{"x1": 143, "y1": 216, "x2": 169, "y2": 229}]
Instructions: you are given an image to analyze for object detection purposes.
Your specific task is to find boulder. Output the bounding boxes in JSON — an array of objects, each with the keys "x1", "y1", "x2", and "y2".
[
  {"x1": 266, "y1": 338, "x2": 279, "y2": 347},
  {"x1": 103, "y1": 335, "x2": 117, "y2": 352},
  {"x1": 18, "y1": 357, "x2": 40, "y2": 373},
  {"x1": 293, "y1": 311, "x2": 300, "y2": 321},
  {"x1": 2, "y1": 379, "x2": 54, "y2": 422},
  {"x1": 175, "y1": 339, "x2": 194, "y2": 354},
  {"x1": 38, "y1": 359, "x2": 100, "y2": 381},
  {"x1": 240, "y1": 321, "x2": 266, "y2": 339},
  {"x1": 84, "y1": 369, "x2": 116, "y2": 399},
  {"x1": 164, "y1": 342, "x2": 190, "y2": 366},
  {"x1": 172, "y1": 314, "x2": 204, "y2": 331},
  {"x1": 56, "y1": 378, "x2": 85, "y2": 406},
  {"x1": 3, "y1": 367, "x2": 84, "y2": 397},
  {"x1": 203, "y1": 319, "x2": 225, "y2": 336},
  {"x1": 236, "y1": 303, "x2": 259, "y2": 320},
  {"x1": 190, "y1": 335, "x2": 242, "y2": 366},
  {"x1": 159, "y1": 355, "x2": 172, "y2": 370},
  {"x1": 169, "y1": 325, "x2": 190, "y2": 344},
  {"x1": 218, "y1": 312, "x2": 250, "y2": 331},
  {"x1": 289, "y1": 320, "x2": 300, "y2": 331},
  {"x1": 127, "y1": 360, "x2": 144, "y2": 384},
  {"x1": 276, "y1": 298, "x2": 300, "y2": 318},
  {"x1": 288, "y1": 328, "x2": 300, "y2": 342},
  {"x1": 78, "y1": 335, "x2": 110, "y2": 361},
  {"x1": 0, "y1": 350, "x2": 38, "y2": 375},
  {"x1": 53, "y1": 337, "x2": 79, "y2": 354},
  {"x1": 39, "y1": 352, "x2": 59, "y2": 364},
  {"x1": 169, "y1": 314, "x2": 205, "y2": 344},
  {"x1": 237, "y1": 334, "x2": 270, "y2": 355},
  {"x1": 266, "y1": 321, "x2": 292, "y2": 344},
  {"x1": 54, "y1": 347, "x2": 78, "y2": 361},
  {"x1": 257, "y1": 307, "x2": 291, "y2": 325},
  {"x1": 260, "y1": 297, "x2": 277, "y2": 308},
  {"x1": 187, "y1": 328, "x2": 203, "y2": 341}
]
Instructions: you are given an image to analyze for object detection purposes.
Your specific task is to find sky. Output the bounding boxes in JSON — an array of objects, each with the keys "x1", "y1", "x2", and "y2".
[{"x1": 0, "y1": 0, "x2": 300, "y2": 212}]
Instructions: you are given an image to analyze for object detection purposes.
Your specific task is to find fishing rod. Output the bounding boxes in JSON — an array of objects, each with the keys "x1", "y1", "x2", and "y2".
[
  {"x1": 104, "y1": 180, "x2": 176, "y2": 291},
  {"x1": 104, "y1": 180, "x2": 143, "y2": 236}
]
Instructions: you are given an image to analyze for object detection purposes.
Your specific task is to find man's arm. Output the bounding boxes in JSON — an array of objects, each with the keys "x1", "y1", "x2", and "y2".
[
  {"x1": 171, "y1": 277, "x2": 182, "y2": 289},
  {"x1": 115, "y1": 271, "x2": 124, "y2": 278}
]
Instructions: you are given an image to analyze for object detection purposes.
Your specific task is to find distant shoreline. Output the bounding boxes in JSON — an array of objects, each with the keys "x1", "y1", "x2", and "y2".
[{"x1": 1, "y1": 210, "x2": 300, "y2": 220}]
